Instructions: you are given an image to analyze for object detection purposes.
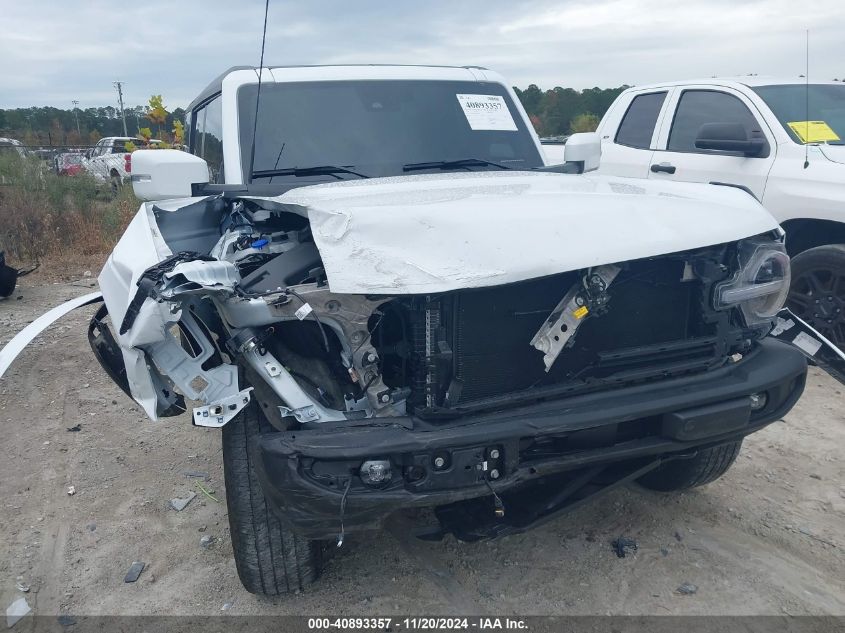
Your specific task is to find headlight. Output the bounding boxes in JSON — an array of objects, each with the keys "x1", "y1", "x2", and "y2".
[{"x1": 715, "y1": 239, "x2": 791, "y2": 325}]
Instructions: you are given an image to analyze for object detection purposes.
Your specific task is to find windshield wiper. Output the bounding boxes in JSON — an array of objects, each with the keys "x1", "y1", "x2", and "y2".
[
  {"x1": 402, "y1": 158, "x2": 513, "y2": 172},
  {"x1": 251, "y1": 165, "x2": 369, "y2": 180}
]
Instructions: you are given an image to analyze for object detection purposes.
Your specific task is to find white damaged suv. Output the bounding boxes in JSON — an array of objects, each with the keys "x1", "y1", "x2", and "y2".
[{"x1": 2, "y1": 65, "x2": 842, "y2": 595}]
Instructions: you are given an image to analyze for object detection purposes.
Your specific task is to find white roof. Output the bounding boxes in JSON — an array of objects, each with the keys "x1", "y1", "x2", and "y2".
[{"x1": 627, "y1": 75, "x2": 843, "y2": 92}]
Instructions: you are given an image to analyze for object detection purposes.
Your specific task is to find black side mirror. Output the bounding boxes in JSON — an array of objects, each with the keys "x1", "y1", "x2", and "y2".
[{"x1": 695, "y1": 122, "x2": 766, "y2": 157}]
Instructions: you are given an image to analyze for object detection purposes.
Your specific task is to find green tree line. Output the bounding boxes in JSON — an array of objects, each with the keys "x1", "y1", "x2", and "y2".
[
  {"x1": 0, "y1": 104, "x2": 185, "y2": 147},
  {"x1": 514, "y1": 84, "x2": 629, "y2": 137}
]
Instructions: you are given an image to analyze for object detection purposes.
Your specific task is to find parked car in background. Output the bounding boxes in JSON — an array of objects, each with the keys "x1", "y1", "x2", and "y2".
[
  {"x1": 54, "y1": 152, "x2": 85, "y2": 176},
  {"x1": 84, "y1": 136, "x2": 162, "y2": 189},
  {"x1": 591, "y1": 77, "x2": 845, "y2": 347},
  {"x1": 0, "y1": 137, "x2": 27, "y2": 157}
]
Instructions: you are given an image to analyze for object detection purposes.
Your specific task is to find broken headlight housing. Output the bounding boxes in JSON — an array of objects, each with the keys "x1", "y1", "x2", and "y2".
[{"x1": 715, "y1": 238, "x2": 791, "y2": 326}]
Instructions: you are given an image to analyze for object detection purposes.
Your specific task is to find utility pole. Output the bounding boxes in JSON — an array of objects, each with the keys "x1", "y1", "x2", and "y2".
[
  {"x1": 113, "y1": 81, "x2": 128, "y2": 137},
  {"x1": 71, "y1": 100, "x2": 81, "y2": 136}
]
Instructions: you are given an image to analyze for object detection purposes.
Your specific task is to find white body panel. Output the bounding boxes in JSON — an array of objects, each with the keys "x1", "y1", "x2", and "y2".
[
  {"x1": 596, "y1": 77, "x2": 845, "y2": 226},
  {"x1": 131, "y1": 149, "x2": 210, "y2": 200},
  {"x1": 0, "y1": 292, "x2": 102, "y2": 378},
  {"x1": 275, "y1": 171, "x2": 777, "y2": 294}
]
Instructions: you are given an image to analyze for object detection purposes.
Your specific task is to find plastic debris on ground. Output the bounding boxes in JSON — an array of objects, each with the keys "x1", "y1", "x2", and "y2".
[
  {"x1": 66, "y1": 485, "x2": 75, "y2": 496},
  {"x1": 611, "y1": 536, "x2": 638, "y2": 558},
  {"x1": 124, "y1": 561, "x2": 145, "y2": 583},
  {"x1": 6, "y1": 597, "x2": 31, "y2": 628},
  {"x1": 170, "y1": 491, "x2": 196, "y2": 511},
  {"x1": 677, "y1": 582, "x2": 698, "y2": 595}
]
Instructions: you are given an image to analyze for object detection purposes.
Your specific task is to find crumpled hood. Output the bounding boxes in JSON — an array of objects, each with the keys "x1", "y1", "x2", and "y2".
[
  {"x1": 819, "y1": 143, "x2": 845, "y2": 164},
  {"x1": 269, "y1": 171, "x2": 778, "y2": 295}
]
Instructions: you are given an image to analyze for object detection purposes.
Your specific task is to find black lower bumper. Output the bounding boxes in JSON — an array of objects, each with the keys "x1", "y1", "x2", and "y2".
[{"x1": 254, "y1": 339, "x2": 807, "y2": 540}]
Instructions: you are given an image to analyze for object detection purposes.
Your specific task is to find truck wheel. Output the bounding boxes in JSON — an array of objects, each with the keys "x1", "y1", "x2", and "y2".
[
  {"x1": 222, "y1": 399, "x2": 323, "y2": 595},
  {"x1": 637, "y1": 440, "x2": 743, "y2": 491},
  {"x1": 787, "y1": 245, "x2": 845, "y2": 349},
  {"x1": 109, "y1": 171, "x2": 121, "y2": 194}
]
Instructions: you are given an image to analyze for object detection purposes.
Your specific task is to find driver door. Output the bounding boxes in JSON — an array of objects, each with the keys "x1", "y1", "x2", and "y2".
[{"x1": 648, "y1": 86, "x2": 777, "y2": 200}]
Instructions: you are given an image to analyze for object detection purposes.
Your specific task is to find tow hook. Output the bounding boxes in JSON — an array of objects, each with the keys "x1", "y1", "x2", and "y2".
[{"x1": 480, "y1": 448, "x2": 505, "y2": 517}]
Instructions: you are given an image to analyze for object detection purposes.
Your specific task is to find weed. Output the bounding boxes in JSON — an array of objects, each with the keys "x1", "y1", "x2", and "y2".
[{"x1": 0, "y1": 153, "x2": 137, "y2": 268}]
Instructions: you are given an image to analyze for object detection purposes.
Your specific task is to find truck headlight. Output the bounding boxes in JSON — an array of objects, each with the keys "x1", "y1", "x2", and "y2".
[{"x1": 715, "y1": 239, "x2": 791, "y2": 326}]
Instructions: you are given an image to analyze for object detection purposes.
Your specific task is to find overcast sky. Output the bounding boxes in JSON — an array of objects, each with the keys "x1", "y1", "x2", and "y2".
[{"x1": 1, "y1": 0, "x2": 843, "y2": 109}]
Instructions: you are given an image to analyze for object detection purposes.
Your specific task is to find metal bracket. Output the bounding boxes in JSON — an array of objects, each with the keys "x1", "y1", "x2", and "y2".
[
  {"x1": 192, "y1": 388, "x2": 253, "y2": 427},
  {"x1": 278, "y1": 404, "x2": 320, "y2": 423},
  {"x1": 531, "y1": 264, "x2": 620, "y2": 371}
]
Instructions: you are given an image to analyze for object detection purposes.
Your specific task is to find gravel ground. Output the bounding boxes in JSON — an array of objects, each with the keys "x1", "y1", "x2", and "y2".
[{"x1": 0, "y1": 274, "x2": 843, "y2": 617}]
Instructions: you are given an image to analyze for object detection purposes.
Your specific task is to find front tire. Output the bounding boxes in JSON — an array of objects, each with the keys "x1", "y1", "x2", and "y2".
[
  {"x1": 787, "y1": 245, "x2": 845, "y2": 349},
  {"x1": 222, "y1": 399, "x2": 322, "y2": 595},
  {"x1": 638, "y1": 440, "x2": 743, "y2": 492}
]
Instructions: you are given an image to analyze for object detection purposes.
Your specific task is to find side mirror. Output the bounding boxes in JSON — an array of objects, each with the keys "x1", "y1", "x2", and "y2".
[
  {"x1": 695, "y1": 123, "x2": 766, "y2": 157},
  {"x1": 130, "y1": 149, "x2": 210, "y2": 201},
  {"x1": 563, "y1": 132, "x2": 601, "y2": 172},
  {"x1": 540, "y1": 141, "x2": 567, "y2": 165}
]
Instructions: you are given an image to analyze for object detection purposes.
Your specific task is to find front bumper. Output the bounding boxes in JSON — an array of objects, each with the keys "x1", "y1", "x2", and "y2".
[{"x1": 255, "y1": 339, "x2": 807, "y2": 540}]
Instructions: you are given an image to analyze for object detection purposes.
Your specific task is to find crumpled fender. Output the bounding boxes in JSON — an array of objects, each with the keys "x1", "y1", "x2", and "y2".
[{"x1": 0, "y1": 291, "x2": 103, "y2": 378}]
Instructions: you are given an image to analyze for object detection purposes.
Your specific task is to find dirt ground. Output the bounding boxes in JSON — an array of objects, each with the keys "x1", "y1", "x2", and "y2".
[{"x1": 0, "y1": 273, "x2": 843, "y2": 617}]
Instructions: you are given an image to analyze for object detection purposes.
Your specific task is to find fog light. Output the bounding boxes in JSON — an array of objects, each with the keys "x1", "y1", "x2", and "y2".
[
  {"x1": 360, "y1": 460, "x2": 392, "y2": 486},
  {"x1": 749, "y1": 392, "x2": 768, "y2": 411}
]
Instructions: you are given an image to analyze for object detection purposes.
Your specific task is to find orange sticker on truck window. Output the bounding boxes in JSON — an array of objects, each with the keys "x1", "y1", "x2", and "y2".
[{"x1": 787, "y1": 121, "x2": 841, "y2": 143}]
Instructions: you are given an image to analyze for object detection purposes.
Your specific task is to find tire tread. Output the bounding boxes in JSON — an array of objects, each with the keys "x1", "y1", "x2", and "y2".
[
  {"x1": 222, "y1": 401, "x2": 321, "y2": 595},
  {"x1": 638, "y1": 440, "x2": 743, "y2": 492}
]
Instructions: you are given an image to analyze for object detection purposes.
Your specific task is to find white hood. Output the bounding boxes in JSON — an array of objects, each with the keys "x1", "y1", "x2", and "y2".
[{"x1": 273, "y1": 171, "x2": 779, "y2": 295}]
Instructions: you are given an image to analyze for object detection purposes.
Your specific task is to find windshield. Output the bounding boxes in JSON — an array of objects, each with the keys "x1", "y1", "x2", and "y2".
[
  {"x1": 753, "y1": 84, "x2": 845, "y2": 145},
  {"x1": 238, "y1": 80, "x2": 543, "y2": 181}
]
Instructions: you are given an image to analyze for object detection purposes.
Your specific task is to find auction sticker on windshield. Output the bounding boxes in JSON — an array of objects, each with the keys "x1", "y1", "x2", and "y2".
[
  {"x1": 457, "y1": 94, "x2": 518, "y2": 131},
  {"x1": 787, "y1": 120, "x2": 841, "y2": 143}
]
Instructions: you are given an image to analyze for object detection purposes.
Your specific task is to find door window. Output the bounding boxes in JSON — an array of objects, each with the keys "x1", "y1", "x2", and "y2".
[
  {"x1": 191, "y1": 95, "x2": 223, "y2": 182},
  {"x1": 668, "y1": 90, "x2": 764, "y2": 153},
  {"x1": 614, "y1": 92, "x2": 667, "y2": 149}
]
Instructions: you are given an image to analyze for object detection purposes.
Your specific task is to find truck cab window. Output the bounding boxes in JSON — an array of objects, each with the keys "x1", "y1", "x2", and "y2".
[
  {"x1": 668, "y1": 90, "x2": 762, "y2": 153},
  {"x1": 614, "y1": 92, "x2": 667, "y2": 149},
  {"x1": 191, "y1": 95, "x2": 224, "y2": 182}
]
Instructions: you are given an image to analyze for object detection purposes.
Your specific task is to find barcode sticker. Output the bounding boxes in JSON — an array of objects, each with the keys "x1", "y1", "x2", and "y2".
[
  {"x1": 792, "y1": 331, "x2": 822, "y2": 356},
  {"x1": 294, "y1": 303, "x2": 313, "y2": 320},
  {"x1": 456, "y1": 94, "x2": 518, "y2": 131}
]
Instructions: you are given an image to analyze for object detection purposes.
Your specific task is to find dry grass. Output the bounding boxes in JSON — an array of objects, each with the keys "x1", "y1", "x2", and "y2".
[{"x1": 0, "y1": 153, "x2": 137, "y2": 273}]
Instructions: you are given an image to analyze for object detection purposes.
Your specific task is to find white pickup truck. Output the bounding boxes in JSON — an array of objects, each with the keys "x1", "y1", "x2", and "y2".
[
  {"x1": 85, "y1": 136, "x2": 162, "y2": 189},
  {"x1": 2, "y1": 65, "x2": 843, "y2": 596},
  {"x1": 589, "y1": 77, "x2": 845, "y2": 348}
]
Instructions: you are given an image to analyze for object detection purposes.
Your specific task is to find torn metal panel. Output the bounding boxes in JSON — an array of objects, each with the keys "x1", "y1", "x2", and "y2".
[
  {"x1": 769, "y1": 308, "x2": 845, "y2": 385},
  {"x1": 0, "y1": 292, "x2": 103, "y2": 379},
  {"x1": 531, "y1": 265, "x2": 621, "y2": 371},
  {"x1": 145, "y1": 311, "x2": 239, "y2": 403},
  {"x1": 160, "y1": 260, "x2": 240, "y2": 297},
  {"x1": 271, "y1": 171, "x2": 779, "y2": 295}
]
